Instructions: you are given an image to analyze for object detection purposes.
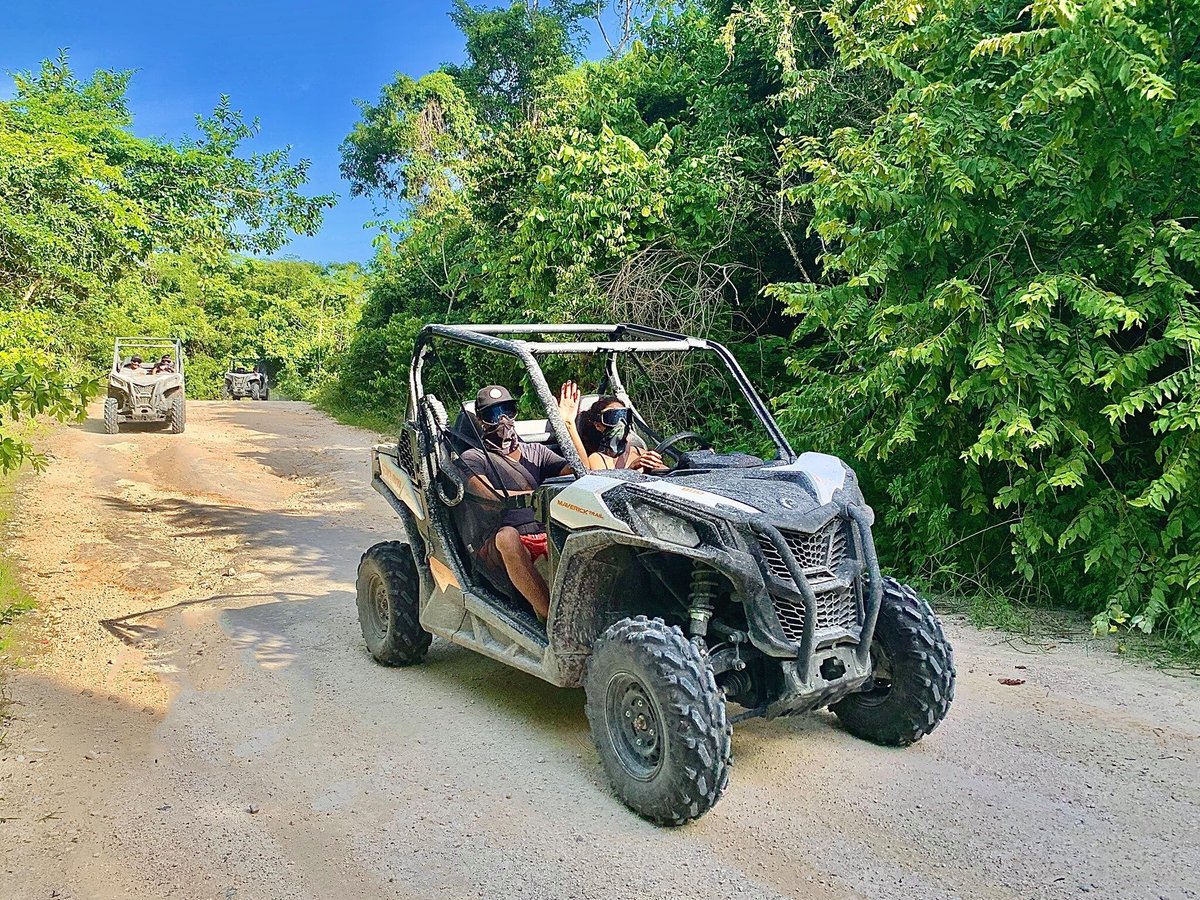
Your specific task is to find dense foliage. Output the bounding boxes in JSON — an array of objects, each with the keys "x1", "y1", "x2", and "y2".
[
  {"x1": 0, "y1": 58, "x2": 361, "y2": 468},
  {"x1": 338, "y1": 0, "x2": 1200, "y2": 645}
]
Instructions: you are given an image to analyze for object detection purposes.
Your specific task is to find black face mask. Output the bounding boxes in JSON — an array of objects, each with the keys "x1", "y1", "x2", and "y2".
[{"x1": 482, "y1": 417, "x2": 517, "y2": 453}]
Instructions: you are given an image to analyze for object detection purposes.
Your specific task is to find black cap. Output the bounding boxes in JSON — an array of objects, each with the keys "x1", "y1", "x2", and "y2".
[{"x1": 475, "y1": 384, "x2": 514, "y2": 412}]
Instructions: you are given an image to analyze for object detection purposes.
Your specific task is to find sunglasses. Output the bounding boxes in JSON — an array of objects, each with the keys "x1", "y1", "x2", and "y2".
[
  {"x1": 479, "y1": 401, "x2": 517, "y2": 424},
  {"x1": 599, "y1": 407, "x2": 631, "y2": 428}
]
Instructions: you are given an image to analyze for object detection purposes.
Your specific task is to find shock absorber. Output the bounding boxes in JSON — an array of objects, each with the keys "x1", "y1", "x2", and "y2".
[{"x1": 688, "y1": 565, "x2": 719, "y2": 638}]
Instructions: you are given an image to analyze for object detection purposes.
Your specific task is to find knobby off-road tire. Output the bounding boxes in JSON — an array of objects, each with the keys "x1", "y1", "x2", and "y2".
[
  {"x1": 103, "y1": 398, "x2": 120, "y2": 434},
  {"x1": 584, "y1": 616, "x2": 731, "y2": 826},
  {"x1": 261, "y1": 386, "x2": 269, "y2": 400},
  {"x1": 166, "y1": 394, "x2": 186, "y2": 434},
  {"x1": 832, "y1": 577, "x2": 954, "y2": 746},
  {"x1": 356, "y1": 541, "x2": 431, "y2": 666},
  {"x1": 250, "y1": 384, "x2": 261, "y2": 401},
  {"x1": 222, "y1": 385, "x2": 233, "y2": 400}
]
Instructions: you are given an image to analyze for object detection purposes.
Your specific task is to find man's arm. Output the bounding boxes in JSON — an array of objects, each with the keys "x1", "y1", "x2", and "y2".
[{"x1": 465, "y1": 472, "x2": 532, "y2": 500}]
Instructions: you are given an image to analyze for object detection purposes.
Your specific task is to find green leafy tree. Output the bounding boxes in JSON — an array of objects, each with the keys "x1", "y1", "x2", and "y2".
[
  {"x1": 0, "y1": 57, "x2": 334, "y2": 471},
  {"x1": 769, "y1": 0, "x2": 1200, "y2": 643},
  {"x1": 446, "y1": 0, "x2": 582, "y2": 125}
]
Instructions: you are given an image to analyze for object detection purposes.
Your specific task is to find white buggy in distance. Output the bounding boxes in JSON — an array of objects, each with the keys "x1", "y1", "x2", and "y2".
[
  {"x1": 104, "y1": 338, "x2": 186, "y2": 434},
  {"x1": 357, "y1": 323, "x2": 955, "y2": 825},
  {"x1": 222, "y1": 357, "x2": 270, "y2": 401}
]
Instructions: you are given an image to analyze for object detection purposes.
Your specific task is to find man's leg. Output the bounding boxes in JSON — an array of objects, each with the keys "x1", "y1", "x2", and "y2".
[{"x1": 494, "y1": 526, "x2": 550, "y2": 619}]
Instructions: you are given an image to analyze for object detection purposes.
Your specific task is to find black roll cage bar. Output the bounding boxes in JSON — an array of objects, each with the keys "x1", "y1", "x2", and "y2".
[{"x1": 410, "y1": 323, "x2": 796, "y2": 477}]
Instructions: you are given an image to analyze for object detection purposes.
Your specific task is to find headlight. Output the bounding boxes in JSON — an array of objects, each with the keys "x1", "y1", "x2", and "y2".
[{"x1": 634, "y1": 503, "x2": 701, "y2": 548}]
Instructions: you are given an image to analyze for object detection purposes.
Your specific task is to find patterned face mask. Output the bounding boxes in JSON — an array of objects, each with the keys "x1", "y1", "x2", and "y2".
[
  {"x1": 483, "y1": 417, "x2": 518, "y2": 453},
  {"x1": 606, "y1": 419, "x2": 629, "y2": 456}
]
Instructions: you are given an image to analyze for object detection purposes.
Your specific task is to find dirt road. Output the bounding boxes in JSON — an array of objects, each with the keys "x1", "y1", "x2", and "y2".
[{"x1": 1, "y1": 401, "x2": 1197, "y2": 900}]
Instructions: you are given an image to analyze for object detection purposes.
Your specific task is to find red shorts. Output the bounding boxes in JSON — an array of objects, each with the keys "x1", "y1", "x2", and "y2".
[
  {"x1": 479, "y1": 527, "x2": 549, "y2": 569},
  {"x1": 519, "y1": 531, "x2": 549, "y2": 562}
]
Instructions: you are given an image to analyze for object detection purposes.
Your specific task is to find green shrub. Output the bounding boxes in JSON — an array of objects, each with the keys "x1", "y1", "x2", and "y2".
[{"x1": 770, "y1": 0, "x2": 1200, "y2": 644}]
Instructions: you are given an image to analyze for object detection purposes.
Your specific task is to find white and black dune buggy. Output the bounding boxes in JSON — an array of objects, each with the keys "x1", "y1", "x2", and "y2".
[
  {"x1": 356, "y1": 324, "x2": 954, "y2": 824},
  {"x1": 103, "y1": 338, "x2": 186, "y2": 434},
  {"x1": 222, "y1": 357, "x2": 270, "y2": 401}
]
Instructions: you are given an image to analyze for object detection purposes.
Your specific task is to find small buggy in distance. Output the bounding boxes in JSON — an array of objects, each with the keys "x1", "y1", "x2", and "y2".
[
  {"x1": 357, "y1": 323, "x2": 955, "y2": 825},
  {"x1": 104, "y1": 338, "x2": 186, "y2": 434},
  {"x1": 222, "y1": 357, "x2": 269, "y2": 401}
]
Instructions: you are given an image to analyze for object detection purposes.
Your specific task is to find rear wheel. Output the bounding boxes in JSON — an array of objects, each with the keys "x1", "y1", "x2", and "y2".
[
  {"x1": 584, "y1": 616, "x2": 731, "y2": 825},
  {"x1": 832, "y1": 578, "x2": 954, "y2": 745},
  {"x1": 103, "y1": 398, "x2": 120, "y2": 434},
  {"x1": 262, "y1": 386, "x2": 270, "y2": 400},
  {"x1": 356, "y1": 541, "x2": 431, "y2": 666},
  {"x1": 166, "y1": 394, "x2": 186, "y2": 434}
]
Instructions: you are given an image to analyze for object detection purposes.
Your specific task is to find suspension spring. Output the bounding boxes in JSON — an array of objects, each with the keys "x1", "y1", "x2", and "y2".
[{"x1": 688, "y1": 565, "x2": 719, "y2": 638}]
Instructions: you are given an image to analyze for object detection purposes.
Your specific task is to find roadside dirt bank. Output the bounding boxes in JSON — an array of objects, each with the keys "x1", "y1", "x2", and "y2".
[{"x1": 0, "y1": 401, "x2": 1197, "y2": 900}]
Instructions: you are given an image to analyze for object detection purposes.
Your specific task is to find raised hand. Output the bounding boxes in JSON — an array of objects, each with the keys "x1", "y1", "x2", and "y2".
[{"x1": 558, "y1": 380, "x2": 581, "y2": 424}]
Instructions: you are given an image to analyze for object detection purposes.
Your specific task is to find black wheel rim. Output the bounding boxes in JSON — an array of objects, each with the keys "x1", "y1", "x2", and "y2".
[
  {"x1": 366, "y1": 572, "x2": 389, "y2": 638},
  {"x1": 605, "y1": 672, "x2": 664, "y2": 781},
  {"x1": 859, "y1": 639, "x2": 895, "y2": 706}
]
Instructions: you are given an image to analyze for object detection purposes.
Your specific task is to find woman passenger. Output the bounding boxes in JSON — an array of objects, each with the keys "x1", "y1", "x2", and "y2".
[{"x1": 580, "y1": 396, "x2": 663, "y2": 473}]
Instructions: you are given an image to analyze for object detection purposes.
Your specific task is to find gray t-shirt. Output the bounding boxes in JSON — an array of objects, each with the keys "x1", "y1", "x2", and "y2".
[{"x1": 459, "y1": 442, "x2": 569, "y2": 534}]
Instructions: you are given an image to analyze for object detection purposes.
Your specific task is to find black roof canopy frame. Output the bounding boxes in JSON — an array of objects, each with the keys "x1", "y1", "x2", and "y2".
[{"x1": 410, "y1": 323, "x2": 796, "y2": 476}]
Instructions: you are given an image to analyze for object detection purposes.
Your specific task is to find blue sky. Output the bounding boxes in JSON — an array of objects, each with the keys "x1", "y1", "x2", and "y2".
[{"x1": 2, "y1": 1, "x2": 485, "y2": 264}]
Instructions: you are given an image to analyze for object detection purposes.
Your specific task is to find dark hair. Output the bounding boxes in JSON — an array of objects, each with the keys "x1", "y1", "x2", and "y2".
[{"x1": 581, "y1": 396, "x2": 625, "y2": 456}]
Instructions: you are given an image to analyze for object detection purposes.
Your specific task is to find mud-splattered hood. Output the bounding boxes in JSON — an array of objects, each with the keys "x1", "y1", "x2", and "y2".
[{"x1": 628, "y1": 452, "x2": 867, "y2": 531}]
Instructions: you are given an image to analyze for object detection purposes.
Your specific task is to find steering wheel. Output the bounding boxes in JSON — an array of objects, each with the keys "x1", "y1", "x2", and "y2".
[{"x1": 653, "y1": 431, "x2": 712, "y2": 468}]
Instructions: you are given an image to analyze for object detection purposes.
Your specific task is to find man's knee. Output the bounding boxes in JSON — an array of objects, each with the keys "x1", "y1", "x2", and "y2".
[{"x1": 494, "y1": 527, "x2": 526, "y2": 560}]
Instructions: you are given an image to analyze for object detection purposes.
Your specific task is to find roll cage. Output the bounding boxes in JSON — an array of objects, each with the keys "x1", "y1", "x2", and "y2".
[
  {"x1": 227, "y1": 357, "x2": 263, "y2": 373},
  {"x1": 112, "y1": 338, "x2": 184, "y2": 375},
  {"x1": 409, "y1": 323, "x2": 796, "y2": 475}
]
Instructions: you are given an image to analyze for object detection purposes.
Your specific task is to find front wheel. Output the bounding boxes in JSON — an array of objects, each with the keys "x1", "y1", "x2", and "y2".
[
  {"x1": 356, "y1": 541, "x2": 431, "y2": 666},
  {"x1": 832, "y1": 578, "x2": 954, "y2": 746},
  {"x1": 166, "y1": 394, "x2": 186, "y2": 434},
  {"x1": 250, "y1": 384, "x2": 261, "y2": 401},
  {"x1": 103, "y1": 398, "x2": 120, "y2": 434},
  {"x1": 584, "y1": 616, "x2": 731, "y2": 825}
]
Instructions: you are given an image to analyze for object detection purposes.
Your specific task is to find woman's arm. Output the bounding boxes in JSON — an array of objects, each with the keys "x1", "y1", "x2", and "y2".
[{"x1": 557, "y1": 380, "x2": 594, "y2": 471}]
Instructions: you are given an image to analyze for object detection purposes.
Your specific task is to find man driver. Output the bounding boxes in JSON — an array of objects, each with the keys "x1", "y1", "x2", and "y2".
[{"x1": 458, "y1": 383, "x2": 588, "y2": 621}]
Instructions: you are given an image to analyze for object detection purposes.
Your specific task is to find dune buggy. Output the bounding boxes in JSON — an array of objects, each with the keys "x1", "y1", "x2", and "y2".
[
  {"x1": 103, "y1": 338, "x2": 186, "y2": 434},
  {"x1": 222, "y1": 357, "x2": 269, "y2": 401},
  {"x1": 356, "y1": 324, "x2": 954, "y2": 824}
]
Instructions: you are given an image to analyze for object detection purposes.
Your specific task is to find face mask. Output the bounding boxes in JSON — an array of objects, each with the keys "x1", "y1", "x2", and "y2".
[
  {"x1": 483, "y1": 417, "x2": 517, "y2": 453},
  {"x1": 606, "y1": 419, "x2": 629, "y2": 456}
]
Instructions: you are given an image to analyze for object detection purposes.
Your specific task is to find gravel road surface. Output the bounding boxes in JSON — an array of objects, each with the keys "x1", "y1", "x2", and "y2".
[{"x1": 1, "y1": 401, "x2": 1197, "y2": 899}]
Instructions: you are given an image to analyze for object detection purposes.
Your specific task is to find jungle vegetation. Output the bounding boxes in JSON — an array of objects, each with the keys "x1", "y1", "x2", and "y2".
[
  {"x1": 0, "y1": 56, "x2": 364, "y2": 472},
  {"x1": 337, "y1": 0, "x2": 1200, "y2": 646},
  {"x1": 2, "y1": 0, "x2": 1197, "y2": 647}
]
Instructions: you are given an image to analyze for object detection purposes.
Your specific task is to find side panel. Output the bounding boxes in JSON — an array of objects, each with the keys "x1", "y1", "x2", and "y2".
[
  {"x1": 375, "y1": 448, "x2": 426, "y2": 521},
  {"x1": 549, "y1": 475, "x2": 631, "y2": 533}
]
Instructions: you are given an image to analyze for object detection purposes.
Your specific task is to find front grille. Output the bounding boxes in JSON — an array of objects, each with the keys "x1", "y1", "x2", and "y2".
[
  {"x1": 758, "y1": 519, "x2": 848, "y2": 582},
  {"x1": 772, "y1": 585, "x2": 859, "y2": 642},
  {"x1": 758, "y1": 519, "x2": 859, "y2": 641}
]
